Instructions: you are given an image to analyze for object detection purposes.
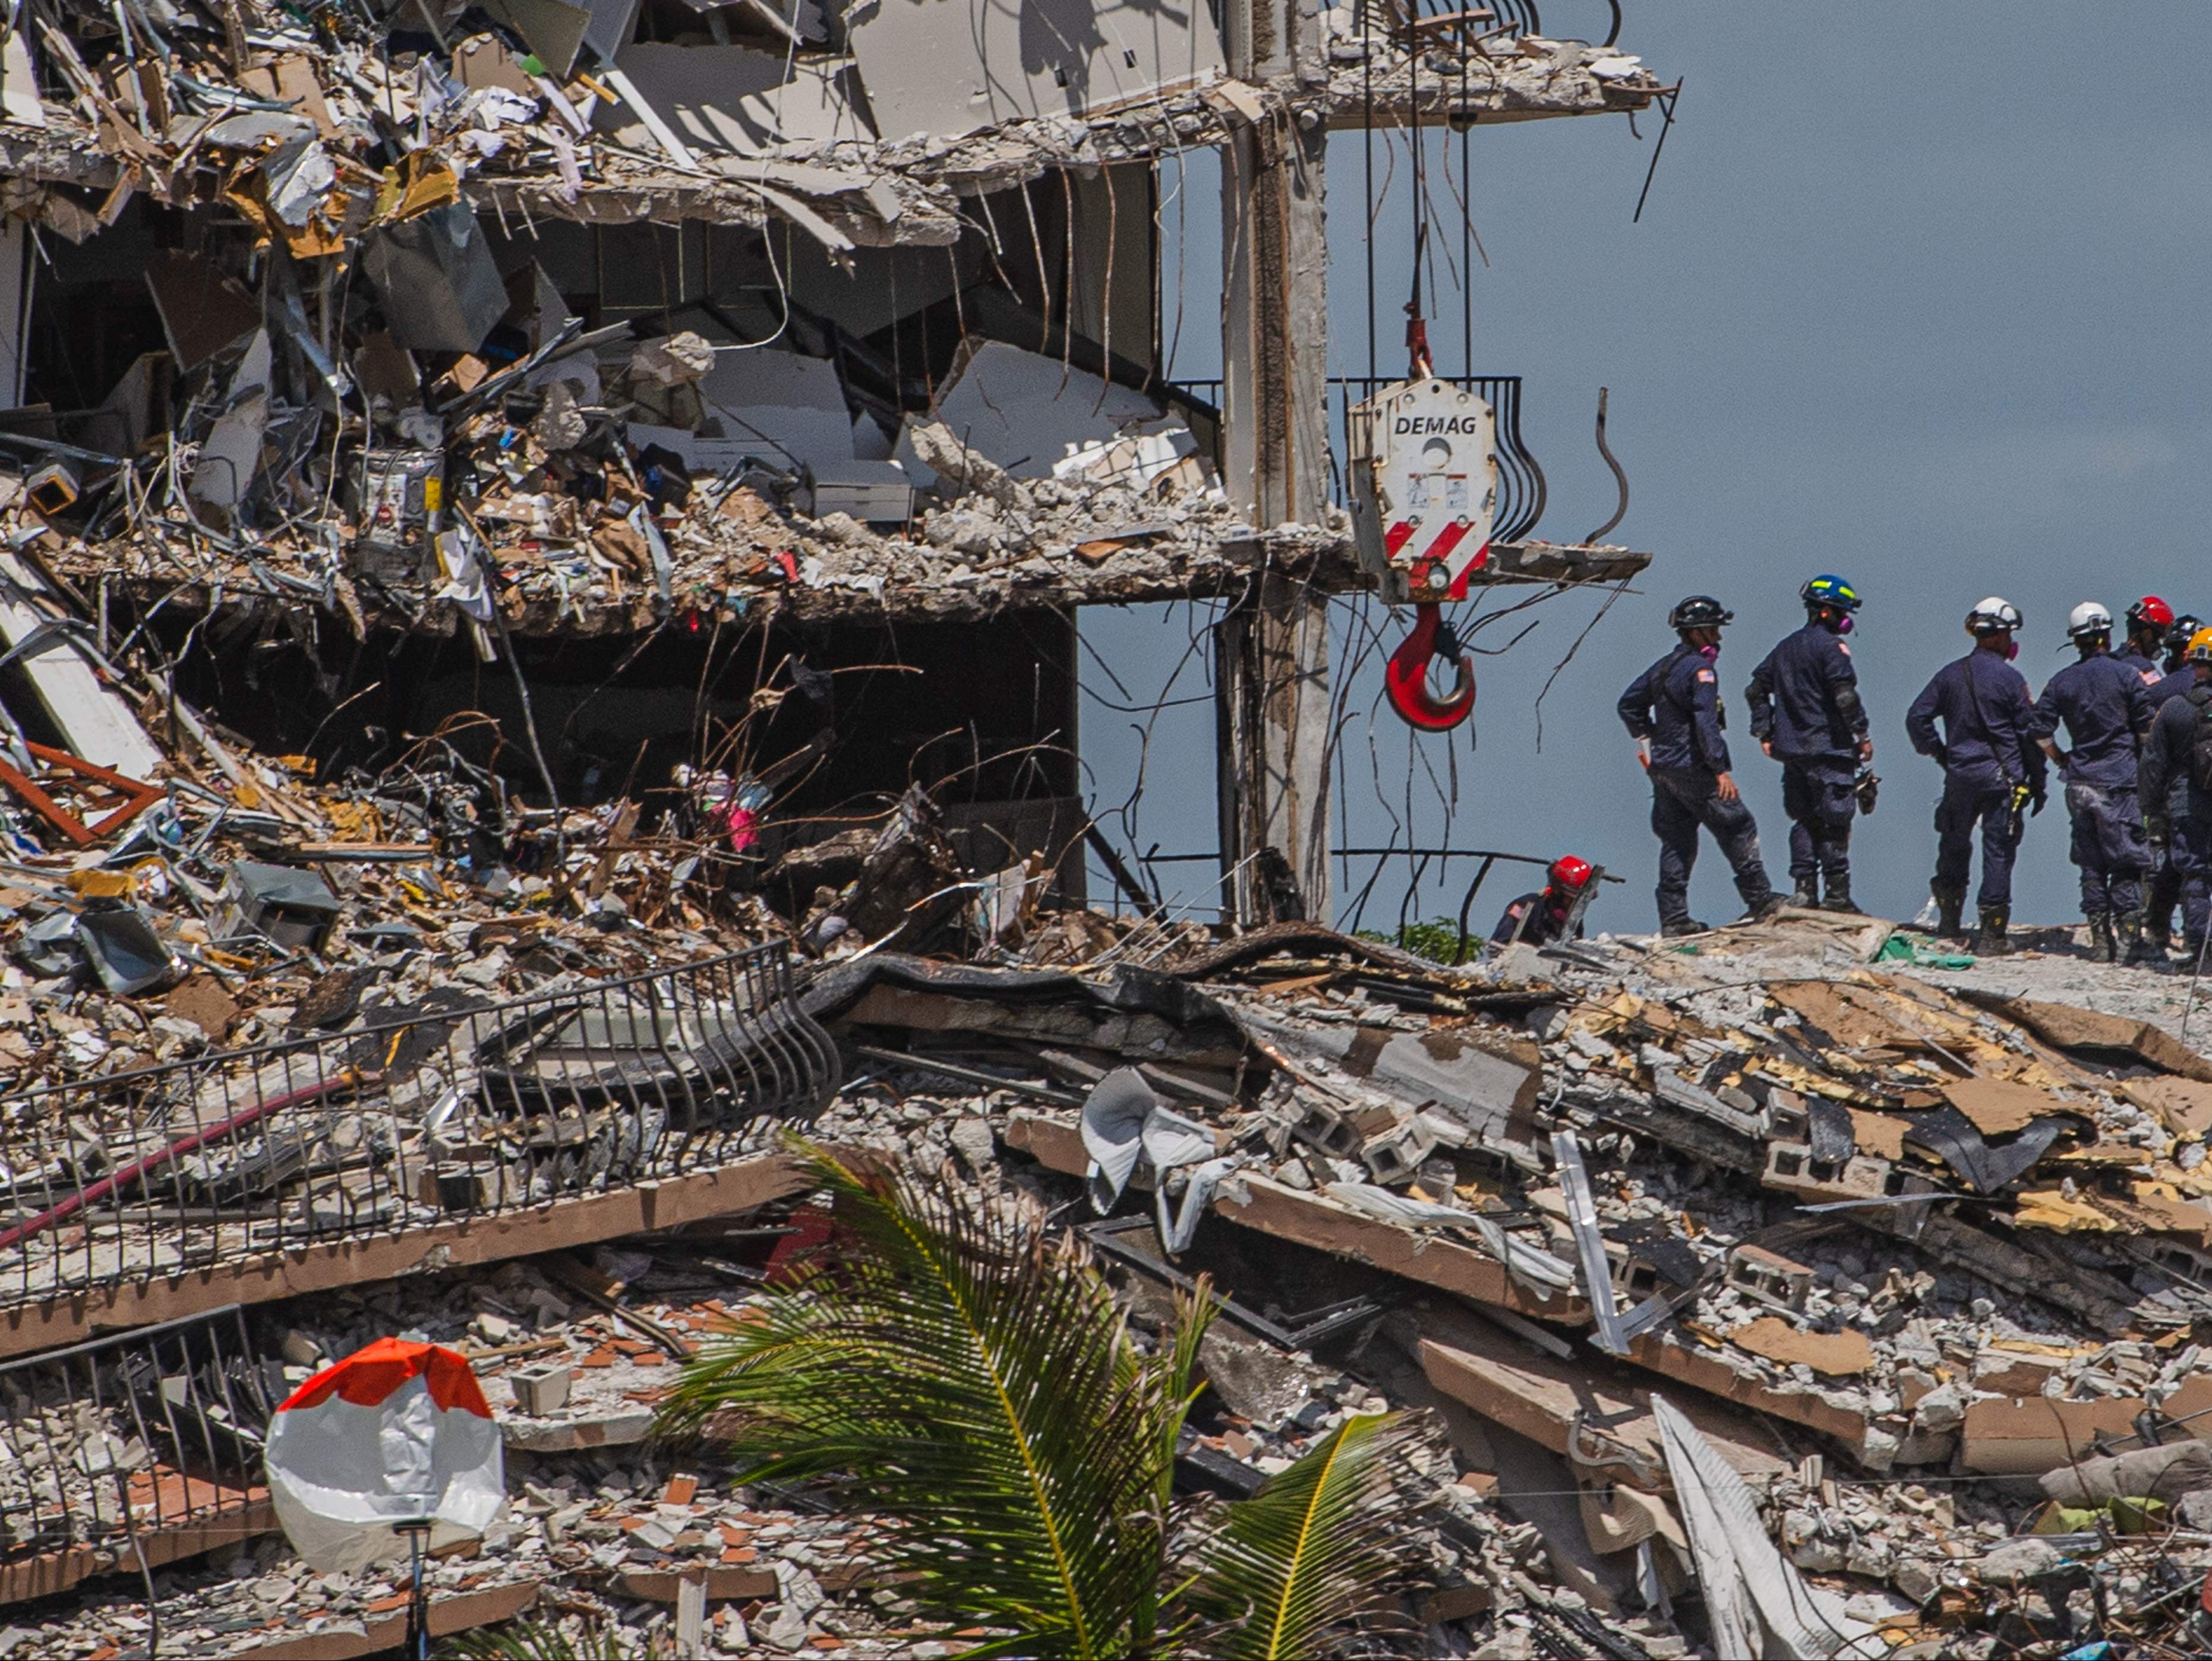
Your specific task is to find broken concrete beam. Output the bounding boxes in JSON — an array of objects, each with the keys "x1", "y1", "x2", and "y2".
[
  {"x1": 501, "y1": 1406, "x2": 656, "y2": 1452},
  {"x1": 1001, "y1": 1111, "x2": 1586, "y2": 1321},
  {"x1": 0, "y1": 1152, "x2": 809, "y2": 1361},
  {"x1": 841, "y1": 983, "x2": 1245, "y2": 1066},
  {"x1": 614, "y1": 1565, "x2": 780, "y2": 1604},
  {"x1": 1912, "y1": 1213, "x2": 2137, "y2": 1336},
  {"x1": 231, "y1": 1579, "x2": 540, "y2": 1661},
  {"x1": 1624, "y1": 1331, "x2": 1873, "y2": 1451},
  {"x1": 0, "y1": 1498, "x2": 276, "y2": 1608},
  {"x1": 1408, "y1": 1305, "x2": 1790, "y2": 1489},
  {"x1": 1210, "y1": 1176, "x2": 1586, "y2": 1323},
  {"x1": 1239, "y1": 1012, "x2": 1542, "y2": 1145},
  {"x1": 1962, "y1": 1373, "x2": 2212, "y2": 1476}
]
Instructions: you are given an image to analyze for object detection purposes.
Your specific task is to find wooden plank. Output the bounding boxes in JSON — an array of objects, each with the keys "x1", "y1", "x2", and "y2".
[
  {"x1": 1966, "y1": 991, "x2": 2212, "y2": 1083},
  {"x1": 0, "y1": 1153, "x2": 808, "y2": 1360}
]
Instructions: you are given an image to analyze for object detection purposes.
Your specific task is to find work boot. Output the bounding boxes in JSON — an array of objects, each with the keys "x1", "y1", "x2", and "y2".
[
  {"x1": 1739, "y1": 893, "x2": 1787, "y2": 924},
  {"x1": 1660, "y1": 918, "x2": 1709, "y2": 939},
  {"x1": 1932, "y1": 887, "x2": 1966, "y2": 939},
  {"x1": 2086, "y1": 912, "x2": 2116, "y2": 964},
  {"x1": 1974, "y1": 904, "x2": 2010, "y2": 956},
  {"x1": 1819, "y1": 875, "x2": 1861, "y2": 914},
  {"x1": 2119, "y1": 911, "x2": 2159, "y2": 967},
  {"x1": 2147, "y1": 912, "x2": 2175, "y2": 953},
  {"x1": 1787, "y1": 877, "x2": 1819, "y2": 909}
]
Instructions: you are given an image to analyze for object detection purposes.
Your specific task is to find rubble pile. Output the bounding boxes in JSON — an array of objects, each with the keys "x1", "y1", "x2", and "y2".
[
  {"x1": 0, "y1": 728, "x2": 769, "y2": 1091},
  {"x1": 11, "y1": 774, "x2": 2212, "y2": 1661},
  {"x1": 0, "y1": 0, "x2": 1656, "y2": 645}
]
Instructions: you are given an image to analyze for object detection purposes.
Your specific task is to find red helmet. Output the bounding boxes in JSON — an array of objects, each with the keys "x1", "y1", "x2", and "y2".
[
  {"x1": 1548, "y1": 855, "x2": 1593, "y2": 891},
  {"x1": 2129, "y1": 596, "x2": 2176, "y2": 630}
]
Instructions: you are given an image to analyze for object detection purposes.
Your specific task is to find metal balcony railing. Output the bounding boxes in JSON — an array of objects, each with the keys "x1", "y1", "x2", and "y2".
[
  {"x1": 1174, "y1": 374, "x2": 1548, "y2": 544},
  {"x1": 0, "y1": 1306, "x2": 277, "y2": 1584},
  {"x1": 0, "y1": 944, "x2": 840, "y2": 1311}
]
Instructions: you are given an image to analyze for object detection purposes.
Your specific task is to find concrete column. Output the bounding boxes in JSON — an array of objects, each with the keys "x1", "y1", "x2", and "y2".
[{"x1": 1216, "y1": 2, "x2": 1333, "y2": 924}]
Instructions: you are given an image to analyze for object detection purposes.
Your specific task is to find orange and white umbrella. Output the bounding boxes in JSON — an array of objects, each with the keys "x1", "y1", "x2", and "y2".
[{"x1": 264, "y1": 1337, "x2": 506, "y2": 1572}]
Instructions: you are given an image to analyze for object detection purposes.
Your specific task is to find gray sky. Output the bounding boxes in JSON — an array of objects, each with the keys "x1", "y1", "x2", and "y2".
[{"x1": 1079, "y1": 2, "x2": 2212, "y2": 935}]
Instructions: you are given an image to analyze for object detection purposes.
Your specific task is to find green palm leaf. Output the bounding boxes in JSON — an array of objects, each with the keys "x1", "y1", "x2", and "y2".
[
  {"x1": 655, "y1": 1142, "x2": 1213, "y2": 1660},
  {"x1": 1175, "y1": 1412, "x2": 1432, "y2": 1660}
]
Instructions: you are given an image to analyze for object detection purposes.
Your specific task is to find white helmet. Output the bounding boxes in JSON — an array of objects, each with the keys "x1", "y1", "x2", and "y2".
[
  {"x1": 1967, "y1": 596, "x2": 2022, "y2": 634},
  {"x1": 2066, "y1": 601, "x2": 2113, "y2": 641}
]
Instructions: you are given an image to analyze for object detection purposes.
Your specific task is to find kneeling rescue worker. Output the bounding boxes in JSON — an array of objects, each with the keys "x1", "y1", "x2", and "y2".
[
  {"x1": 1746, "y1": 574, "x2": 1872, "y2": 913},
  {"x1": 2031, "y1": 602, "x2": 2156, "y2": 963},
  {"x1": 1905, "y1": 597, "x2": 2046, "y2": 953},
  {"x1": 2141, "y1": 626, "x2": 2212, "y2": 969},
  {"x1": 1490, "y1": 855, "x2": 1597, "y2": 948},
  {"x1": 1617, "y1": 596, "x2": 1782, "y2": 937}
]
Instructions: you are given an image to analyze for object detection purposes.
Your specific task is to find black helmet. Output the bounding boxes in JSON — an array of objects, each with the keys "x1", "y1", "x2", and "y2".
[
  {"x1": 1668, "y1": 595, "x2": 1733, "y2": 630},
  {"x1": 2167, "y1": 615, "x2": 2203, "y2": 656}
]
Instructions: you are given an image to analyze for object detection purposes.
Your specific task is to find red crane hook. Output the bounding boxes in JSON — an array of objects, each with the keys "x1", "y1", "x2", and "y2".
[{"x1": 1385, "y1": 601, "x2": 1475, "y2": 731}]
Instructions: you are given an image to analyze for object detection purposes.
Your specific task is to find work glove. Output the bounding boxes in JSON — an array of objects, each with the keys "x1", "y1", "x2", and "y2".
[
  {"x1": 2031, "y1": 787, "x2": 2047, "y2": 817},
  {"x1": 2148, "y1": 816, "x2": 2172, "y2": 848},
  {"x1": 1930, "y1": 744, "x2": 1950, "y2": 769}
]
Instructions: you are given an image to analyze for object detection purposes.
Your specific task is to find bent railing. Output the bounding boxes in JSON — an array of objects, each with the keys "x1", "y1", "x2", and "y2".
[
  {"x1": 0, "y1": 1306, "x2": 276, "y2": 1591},
  {"x1": 0, "y1": 943, "x2": 840, "y2": 1310}
]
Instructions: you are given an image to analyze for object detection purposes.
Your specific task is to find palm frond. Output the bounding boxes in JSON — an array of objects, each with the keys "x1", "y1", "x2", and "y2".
[
  {"x1": 654, "y1": 1142, "x2": 1193, "y2": 1660},
  {"x1": 1175, "y1": 1411, "x2": 1435, "y2": 1660}
]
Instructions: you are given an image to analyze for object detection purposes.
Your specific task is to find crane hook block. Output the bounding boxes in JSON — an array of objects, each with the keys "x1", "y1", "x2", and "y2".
[{"x1": 1386, "y1": 602, "x2": 1475, "y2": 731}]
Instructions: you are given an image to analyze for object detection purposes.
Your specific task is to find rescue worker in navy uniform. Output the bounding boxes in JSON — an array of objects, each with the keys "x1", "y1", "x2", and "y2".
[
  {"x1": 2116, "y1": 596, "x2": 2175, "y2": 685},
  {"x1": 2141, "y1": 627, "x2": 2212, "y2": 967},
  {"x1": 1904, "y1": 597, "x2": 2047, "y2": 953},
  {"x1": 2167, "y1": 615, "x2": 2204, "y2": 677},
  {"x1": 2144, "y1": 611, "x2": 2205, "y2": 952},
  {"x1": 2030, "y1": 602, "x2": 2156, "y2": 963},
  {"x1": 1617, "y1": 596, "x2": 1782, "y2": 937},
  {"x1": 1746, "y1": 574, "x2": 1873, "y2": 913},
  {"x1": 1490, "y1": 855, "x2": 1596, "y2": 948}
]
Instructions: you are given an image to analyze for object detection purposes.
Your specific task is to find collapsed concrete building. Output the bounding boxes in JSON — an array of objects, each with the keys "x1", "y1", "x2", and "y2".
[
  {"x1": 0, "y1": 0, "x2": 1660, "y2": 929},
  {"x1": 15, "y1": 0, "x2": 2212, "y2": 1657}
]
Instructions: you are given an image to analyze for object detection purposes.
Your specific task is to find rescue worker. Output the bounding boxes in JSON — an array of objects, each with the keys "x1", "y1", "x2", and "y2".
[
  {"x1": 1617, "y1": 596, "x2": 1782, "y2": 937},
  {"x1": 2141, "y1": 626, "x2": 2212, "y2": 968},
  {"x1": 1491, "y1": 855, "x2": 1596, "y2": 948},
  {"x1": 2030, "y1": 603, "x2": 2155, "y2": 962},
  {"x1": 2169, "y1": 615, "x2": 2205, "y2": 676},
  {"x1": 1904, "y1": 597, "x2": 2047, "y2": 953},
  {"x1": 2118, "y1": 596, "x2": 2175, "y2": 685},
  {"x1": 1747, "y1": 574, "x2": 1873, "y2": 912},
  {"x1": 2145, "y1": 612, "x2": 2204, "y2": 952}
]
